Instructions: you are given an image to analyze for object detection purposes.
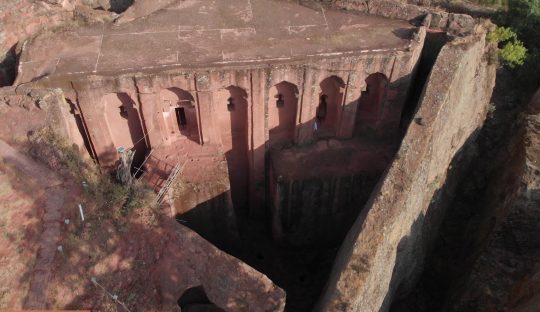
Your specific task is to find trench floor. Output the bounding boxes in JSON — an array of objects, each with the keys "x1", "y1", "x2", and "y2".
[{"x1": 233, "y1": 213, "x2": 339, "y2": 312}]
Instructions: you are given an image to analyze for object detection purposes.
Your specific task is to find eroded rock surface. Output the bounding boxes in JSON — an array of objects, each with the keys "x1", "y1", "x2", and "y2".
[
  {"x1": 321, "y1": 0, "x2": 477, "y2": 35},
  {"x1": 451, "y1": 111, "x2": 540, "y2": 312},
  {"x1": 158, "y1": 221, "x2": 286, "y2": 311},
  {"x1": 0, "y1": 0, "x2": 115, "y2": 86},
  {"x1": 0, "y1": 87, "x2": 82, "y2": 145},
  {"x1": 316, "y1": 23, "x2": 497, "y2": 312}
]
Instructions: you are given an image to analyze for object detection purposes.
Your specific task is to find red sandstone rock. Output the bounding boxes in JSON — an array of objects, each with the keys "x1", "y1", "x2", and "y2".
[
  {"x1": 0, "y1": 0, "x2": 116, "y2": 86},
  {"x1": 0, "y1": 88, "x2": 84, "y2": 146},
  {"x1": 115, "y1": 0, "x2": 178, "y2": 24},
  {"x1": 16, "y1": 0, "x2": 417, "y2": 80},
  {"x1": 157, "y1": 221, "x2": 286, "y2": 311},
  {"x1": 0, "y1": 1, "x2": 494, "y2": 311},
  {"x1": 15, "y1": 0, "x2": 425, "y2": 218},
  {"x1": 270, "y1": 138, "x2": 396, "y2": 246},
  {"x1": 316, "y1": 25, "x2": 496, "y2": 312},
  {"x1": 446, "y1": 13, "x2": 475, "y2": 37},
  {"x1": 450, "y1": 112, "x2": 540, "y2": 312},
  {"x1": 43, "y1": 0, "x2": 132, "y2": 12},
  {"x1": 0, "y1": 146, "x2": 286, "y2": 311},
  {"x1": 331, "y1": 0, "x2": 476, "y2": 36}
]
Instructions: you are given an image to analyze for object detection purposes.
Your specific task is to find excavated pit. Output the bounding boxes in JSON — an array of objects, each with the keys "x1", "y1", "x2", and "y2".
[
  {"x1": 172, "y1": 32, "x2": 448, "y2": 311},
  {"x1": 10, "y1": 0, "x2": 476, "y2": 310},
  {"x1": 175, "y1": 151, "x2": 388, "y2": 311},
  {"x1": 1, "y1": 0, "x2": 518, "y2": 310},
  {"x1": 170, "y1": 135, "x2": 398, "y2": 310}
]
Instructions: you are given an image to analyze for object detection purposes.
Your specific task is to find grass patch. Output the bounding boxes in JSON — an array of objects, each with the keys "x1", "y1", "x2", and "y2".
[{"x1": 28, "y1": 127, "x2": 157, "y2": 226}]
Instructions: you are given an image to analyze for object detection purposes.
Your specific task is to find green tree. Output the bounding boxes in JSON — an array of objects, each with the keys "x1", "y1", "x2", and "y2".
[
  {"x1": 498, "y1": 40, "x2": 528, "y2": 67},
  {"x1": 487, "y1": 26, "x2": 528, "y2": 67},
  {"x1": 495, "y1": 0, "x2": 540, "y2": 90}
]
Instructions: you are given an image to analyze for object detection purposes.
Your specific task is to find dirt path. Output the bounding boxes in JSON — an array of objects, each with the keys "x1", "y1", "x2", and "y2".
[{"x1": 0, "y1": 140, "x2": 65, "y2": 309}]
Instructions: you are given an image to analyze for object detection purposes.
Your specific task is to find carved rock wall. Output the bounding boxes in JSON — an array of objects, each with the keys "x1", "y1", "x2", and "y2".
[
  {"x1": 316, "y1": 26, "x2": 496, "y2": 312},
  {"x1": 271, "y1": 168, "x2": 380, "y2": 247},
  {"x1": 157, "y1": 221, "x2": 286, "y2": 312},
  {"x1": 43, "y1": 38, "x2": 423, "y2": 218},
  {"x1": 0, "y1": 0, "x2": 114, "y2": 86}
]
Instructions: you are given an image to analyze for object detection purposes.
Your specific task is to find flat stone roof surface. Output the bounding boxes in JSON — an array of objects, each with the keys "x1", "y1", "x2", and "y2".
[{"x1": 17, "y1": 0, "x2": 416, "y2": 82}]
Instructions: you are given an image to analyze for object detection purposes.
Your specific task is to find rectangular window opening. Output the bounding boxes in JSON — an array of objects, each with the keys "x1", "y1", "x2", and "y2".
[{"x1": 176, "y1": 107, "x2": 187, "y2": 128}]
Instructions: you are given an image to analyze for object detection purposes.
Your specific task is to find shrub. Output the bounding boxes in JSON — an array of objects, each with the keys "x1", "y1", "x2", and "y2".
[
  {"x1": 487, "y1": 26, "x2": 518, "y2": 43},
  {"x1": 28, "y1": 127, "x2": 90, "y2": 178},
  {"x1": 29, "y1": 127, "x2": 156, "y2": 223},
  {"x1": 499, "y1": 40, "x2": 528, "y2": 67},
  {"x1": 122, "y1": 181, "x2": 154, "y2": 216},
  {"x1": 487, "y1": 26, "x2": 528, "y2": 67},
  {"x1": 494, "y1": 0, "x2": 540, "y2": 90}
]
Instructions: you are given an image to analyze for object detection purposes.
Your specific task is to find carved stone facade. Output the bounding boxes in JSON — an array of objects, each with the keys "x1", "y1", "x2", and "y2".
[
  {"x1": 17, "y1": 0, "x2": 426, "y2": 272},
  {"x1": 57, "y1": 42, "x2": 423, "y2": 214}
]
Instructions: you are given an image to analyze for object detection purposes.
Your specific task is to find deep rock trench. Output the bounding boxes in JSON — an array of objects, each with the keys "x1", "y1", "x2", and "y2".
[
  {"x1": 389, "y1": 69, "x2": 529, "y2": 312},
  {"x1": 174, "y1": 31, "x2": 448, "y2": 312}
]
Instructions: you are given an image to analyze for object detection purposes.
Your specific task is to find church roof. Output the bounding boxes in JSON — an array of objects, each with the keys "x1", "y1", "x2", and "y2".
[{"x1": 17, "y1": 0, "x2": 416, "y2": 82}]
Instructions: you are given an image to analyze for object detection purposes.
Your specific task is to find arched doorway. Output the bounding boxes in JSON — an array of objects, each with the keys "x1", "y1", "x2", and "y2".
[
  {"x1": 315, "y1": 76, "x2": 345, "y2": 138},
  {"x1": 159, "y1": 88, "x2": 200, "y2": 144},
  {"x1": 103, "y1": 93, "x2": 148, "y2": 172},
  {"x1": 268, "y1": 81, "x2": 299, "y2": 148},
  {"x1": 355, "y1": 73, "x2": 389, "y2": 134},
  {"x1": 216, "y1": 86, "x2": 249, "y2": 213}
]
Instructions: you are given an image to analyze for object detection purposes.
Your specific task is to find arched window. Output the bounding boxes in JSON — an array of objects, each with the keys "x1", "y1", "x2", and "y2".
[
  {"x1": 355, "y1": 73, "x2": 389, "y2": 134},
  {"x1": 316, "y1": 95, "x2": 328, "y2": 122},
  {"x1": 268, "y1": 81, "x2": 299, "y2": 147},
  {"x1": 316, "y1": 76, "x2": 345, "y2": 138}
]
